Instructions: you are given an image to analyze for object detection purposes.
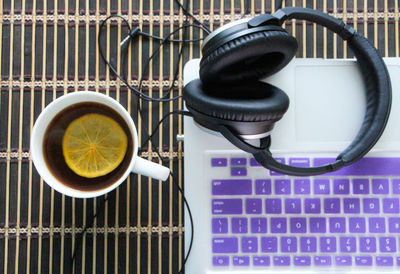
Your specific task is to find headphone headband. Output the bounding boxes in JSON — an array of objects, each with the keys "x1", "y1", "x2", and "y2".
[{"x1": 250, "y1": 7, "x2": 392, "y2": 176}]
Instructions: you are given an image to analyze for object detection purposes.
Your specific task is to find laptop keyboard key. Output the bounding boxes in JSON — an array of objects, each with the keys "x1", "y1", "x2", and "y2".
[
  {"x1": 242, "y1": 237, "x2": 258, "y2": 253},
  {"x1": 340, "y1": 237, "x2": 356, "y2": 253},
  {"x1": 285, "y1": 198, "x2": 301, "y2": 214},
  {"x1": 231, "y1": 167, "x2": 247, "y2": 176},
  {"x1": 320, "y1": 237, "x2": 336, "y2": 253},
  {"x1": 349, "y1": 217, "x2": 366, "y2": 233},
  {"x1": 212, "y1": 180, "x2": 252, "y2": 195},
  {"x1": 290, "y1": 218, "x2": 307, "y2": 233},
  {"x1": 246, "y1": 198, "x2": 262, "y2": 214},
  {"x1": 281, "y1": 237, "x2": 297, "y2": 253},
  {"x1": 376, "y1": 256, "x2": 394, "y2": 266},
  {"x1": 212, "y1": 199, "x2": 242, "y2": 214},
  {"x1": 360, "y1": 237, "x2": 376, "y2": 253},
  {"x1": 353, "y1": 179, "x2": 369, "y2": 194},
  {"x1": 213, "y1": 256, "x2": 229, "y2": 266},
  {"x1": 231, "y1": 218, "x2": 247, "y2": 234},
  {"x1": 253, "y1": 256, "x2": 270, "y2": 266},
  {"x1": 304, "y1": 198, "x2": 321, "y2": 214},
  {"x1": 265, "y1": 199, "x2": 282, "y2": 214},
  {"x1": 250, "y1": 218, "x2": 267, "y2": 233},
  {"x1": 270, "y1": 218, "x2": 287, "y2": 233},
  {"x1": 294, "y1": 179, "x2": 310, "y2": 194},
  {"x1": 329, "y1": 217, "x2": 346, "y2": 233},
  {"x1": 300, "y1": 237, "x2": 317, "y2": 253},
  {"x1": 261, "y1": 237, "x2": 278, "y2": 253},
  {"x1": 383, "y1": 198, "x2": 400, "y2": 213},
  {"x1": 309, "y1": 217, "x2": 326, "y2": 233},
  {"x1": 324, "y1": 198, "x2": 340, "y2": 213},
  {"x1": 335, "y1": 256, "x2": 352, "y2": 266},
  {"x1": 273, "y1": 256, "x2": 290, "y2": 266},
  {"x1": 314, "y1": 179, "x2": 330, "y2": 194},
  {"x1": 275, "y1": 179, "x2": 291, "y2": 194},
  {"x1": 355, "y1": 256, "x2": 372, "y2": 266},
  {"x1": 363, "y1": 198, "x2": 380, "y2": 213},
  {"x1": 294, "y1": 256, "x2": 311, "y2": 266},
  {"x1": 343, "y1": 198, "x2": 360, "y2": 213},
  {"x1": 233, "y1": 256, "x2": 250, "y2": 266},
  {"x1": 255, "y1": 179, "x2": 271, "y2": 195},
  {"x1": 212, "y1": 218, "x2": 228, "y2": 234},
  {"x1": 333, "y1": 179, "x2": 350, "y2": 194},
  {"x1": 231, "y1": 158, "x2": 246, "y2": 166},
  {"x1": 289, "y1": 158, "x2": 310, "y2": 167},
  {"x1": 369, "y1": 217, "x2": 386, "y2": 233},
  {"x1": 211, "y1": 158, "x2": 227, "y2": 167},
  {"x1": 388, "y1": 217, "x2": 400, "y2": 233},
  {"x1": 314, "y1": 256, "x2": 332, "y2": 266},
  {"x1": 380, "y1": 237, "x2": 397, "y2": 253},
  {"x1": 393, "y1": 179, "x2": 400, "y2": 194},
  {"x1": 372, "y1": 178, "x2": 389, "y2": 194},
  {"x1": 250, "y1": 158, "x2": 261, "y2": 166},
  {"x1": 212, "y1": 237, "x2": 238, "y2": 253}
]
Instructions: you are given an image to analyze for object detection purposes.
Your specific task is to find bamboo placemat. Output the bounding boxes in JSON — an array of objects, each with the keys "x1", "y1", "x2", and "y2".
[{"x1": 0, "y1": 0, "x2": 398, "y2": 273}]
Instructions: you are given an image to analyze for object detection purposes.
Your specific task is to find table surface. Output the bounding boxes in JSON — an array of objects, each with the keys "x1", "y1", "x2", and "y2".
[{"x1": 0, "y1": 0, "x2": 399, "y2": 273}]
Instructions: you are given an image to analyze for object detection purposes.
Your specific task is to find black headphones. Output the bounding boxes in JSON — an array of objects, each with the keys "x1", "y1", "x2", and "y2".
[{"x1": 183, "y1": 7, "x2": 392, "y2": 176}]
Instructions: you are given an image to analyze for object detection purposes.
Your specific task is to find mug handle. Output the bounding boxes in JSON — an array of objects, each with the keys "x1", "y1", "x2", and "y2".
[{"x1": 131, "y1": 157, "x2": 170, "y2": 181}]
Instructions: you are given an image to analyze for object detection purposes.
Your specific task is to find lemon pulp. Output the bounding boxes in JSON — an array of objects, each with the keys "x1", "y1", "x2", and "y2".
[{"x1": 62, "y1": 113, "x2": 128, "y2": 178}]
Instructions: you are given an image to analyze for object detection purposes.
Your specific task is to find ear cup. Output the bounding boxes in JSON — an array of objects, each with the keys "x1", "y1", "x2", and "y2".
[
  {"x1": 200, "y1": 30, "x2": 298, "y2": 85},
  {"x1": 184, "y1": 79, "x2": 289, "y2": 123}
]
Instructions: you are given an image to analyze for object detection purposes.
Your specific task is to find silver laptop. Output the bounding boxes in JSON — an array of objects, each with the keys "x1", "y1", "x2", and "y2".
[{"x1": 183, "y1": 58, "x2": 400, "y2": 274}]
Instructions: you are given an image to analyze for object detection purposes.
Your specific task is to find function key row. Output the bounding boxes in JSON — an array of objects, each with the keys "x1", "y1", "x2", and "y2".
[
  {"x1": 213, "y1": 255, "x2": 400, "y2": 267},
  {"x1": 212, "y1": 179, "x2": 400, "y2": 195},
  {"x1": 212, "y1": 198, "x2": 400, "y2": 215},
  {"x1": 212, "y1": 236, "x2": 400, "y2": 254},
  {"x1": 212, "y1": 217, "x2": 400, "y2": 234},
  {"x1": 211, "y1": 157, "x2": 400, "y2": 176}
]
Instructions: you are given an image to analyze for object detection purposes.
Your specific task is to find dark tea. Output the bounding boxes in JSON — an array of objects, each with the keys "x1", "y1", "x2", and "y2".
[{"x1": 43, "y1": 102, "x2": 134, "y2": 192}]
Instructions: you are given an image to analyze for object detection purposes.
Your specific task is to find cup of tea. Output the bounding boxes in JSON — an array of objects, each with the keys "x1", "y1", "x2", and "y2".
[{"x1": 31, "y1": 91, "x2": 170, "y2": 198}]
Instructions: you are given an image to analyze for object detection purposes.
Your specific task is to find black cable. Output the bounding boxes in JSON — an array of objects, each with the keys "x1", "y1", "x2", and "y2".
[
  {"x1": 174, "y1": 0, "x2": 211, "y2": 33},
  {"x1": 98, "y1": 14, "x2": 208, "y2": 103},
  {"x1": 240, "y1": 0, "x2": 251, "y2": 19},
  {"x1": 173, "y1": 172, "x2": 194, "y2": 274},
  {"x1": 276, "y1": 0, "x2": 284, "y2": 10},
  {"x1": 71, "y1": 195, "x2": 110, "y2": 274},
  {"x1": 137, "y1": 110, "x2": 194, "y2": 274}
]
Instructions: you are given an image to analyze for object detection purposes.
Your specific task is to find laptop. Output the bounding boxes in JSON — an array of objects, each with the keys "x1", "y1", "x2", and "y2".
[{"x1": 183, "y1": 58, "x2": 400, "y2": 274}]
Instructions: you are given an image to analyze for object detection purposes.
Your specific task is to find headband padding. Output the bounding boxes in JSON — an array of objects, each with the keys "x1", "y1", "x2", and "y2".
[
  {"x1": 199, "y1": 30, "x2": 298, "y2": 85},
  {"x1": 338, "y1": 33, "x2": 392, "y2": 164},
  {"x1": 184, "y1": 79, "x2": 289, "y2": 122}
]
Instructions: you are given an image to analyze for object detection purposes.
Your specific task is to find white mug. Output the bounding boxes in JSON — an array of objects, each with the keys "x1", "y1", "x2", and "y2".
[{"x1": 31, "y1": 91, "x2": 170, "y2": 198}]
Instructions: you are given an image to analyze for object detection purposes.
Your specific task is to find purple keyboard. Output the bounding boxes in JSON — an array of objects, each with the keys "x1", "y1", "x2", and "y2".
[{"x1": 210, "y1": 154, "x2": 400, "y2": 270}]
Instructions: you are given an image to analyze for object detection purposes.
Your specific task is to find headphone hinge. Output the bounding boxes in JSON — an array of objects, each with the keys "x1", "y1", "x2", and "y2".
[
  {"x1": 272, "y1": 9, "x2": 287, "y2": 25},
  {"x1": 248, "y1": 14, "x2": 281, "y2": 28},
  {"x1": 339, "y1": 24, "x2": 356, "y2": 40}
]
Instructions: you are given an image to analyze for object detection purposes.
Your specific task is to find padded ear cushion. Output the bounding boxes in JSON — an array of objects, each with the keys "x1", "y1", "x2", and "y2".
[
  {"x1": 200, "y1": 30, "x2": 298, "y2": 85},
  {"x1": 338, "y1": 32, "x2": 392, "y2": 164},
  {"x1": 183, "y1": 79, "x2": 289, "y2": 122}
]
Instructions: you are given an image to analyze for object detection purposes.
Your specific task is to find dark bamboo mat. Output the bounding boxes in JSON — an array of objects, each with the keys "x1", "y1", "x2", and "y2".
[{"x1": 0, "y1": 0, "x2": 399, "y2": 273}]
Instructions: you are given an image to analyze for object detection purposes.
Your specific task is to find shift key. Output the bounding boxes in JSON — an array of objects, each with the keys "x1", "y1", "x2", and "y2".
[
  {"x1": 212, "y1": 199, "x2": 242, "y2": 214},
  {"x1": 213, "y1": 237, "x2": 238, "y2": 253}
]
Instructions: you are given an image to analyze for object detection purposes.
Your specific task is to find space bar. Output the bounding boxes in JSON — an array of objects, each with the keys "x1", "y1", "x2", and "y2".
[{"x1": 313, "y1": 157, "x2": 400, "y2": 176}]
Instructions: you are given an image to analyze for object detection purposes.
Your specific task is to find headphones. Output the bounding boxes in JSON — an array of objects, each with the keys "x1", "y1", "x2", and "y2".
[{"x1": 183, "y1": 7, "x2": 392, "y2": 176}]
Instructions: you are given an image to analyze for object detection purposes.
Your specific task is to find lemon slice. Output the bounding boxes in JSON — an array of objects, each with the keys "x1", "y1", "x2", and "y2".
[{"x1": 62, "y1": 113, "x2": 128, "y2": 178}]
